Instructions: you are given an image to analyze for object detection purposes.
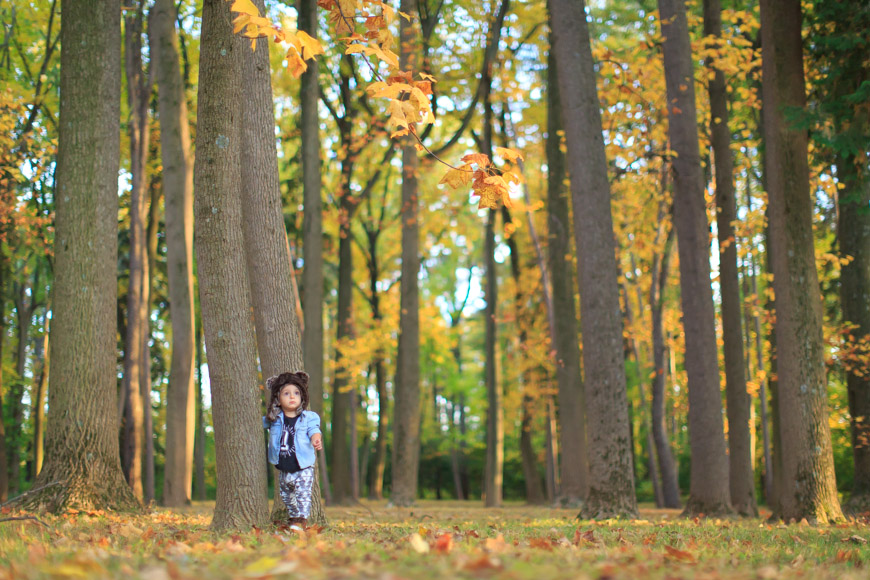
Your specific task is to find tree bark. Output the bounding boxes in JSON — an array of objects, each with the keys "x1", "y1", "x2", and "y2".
[
  {"x1": 483, "y1": 208, "x2": 503, "y2": 507},
  {"x1": 0, "y1": 259, "x2": 7, "y2": 503},
  {"x1": 549, "y1": 0, "x2": 637, "y2": 519},
  {"x1": 151, "y1": 0, "x2": 197, "y2": 508},
  {"x1": 194, "y1": 323, "x2": 207, "y2": 501},
  {"x1": 703, "y1": 0, "x2": 756, "y2": 517},
  {"x1": 657, "y1": 0, "x2": 732, "y2": 516},
  {"x1": 20, "y1": 0, "x2": 140, "y2": 513},
  {"x1": 545, "y1": 39, "x2": 587, "y2": 506},
  {"x1": 391, "y1": 0, "x2": 422, "y2": 507},
  {"x1": 32, "y1": 321, "x2": 49, "y2": 478},
  {"x1": 760, "y1": 0, "x2": 843, "y2": 523},
  {"x1": 142, "y1": 179, "x2": 159, "y2": 504},
  {"x1": 193, "y1": 0, "x2": 268, "y2": 530}
]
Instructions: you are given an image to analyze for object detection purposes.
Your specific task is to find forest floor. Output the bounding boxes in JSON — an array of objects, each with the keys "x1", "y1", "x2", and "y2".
[{"x1": 2, "y1": 499, "x2": 869, "y2": 579}]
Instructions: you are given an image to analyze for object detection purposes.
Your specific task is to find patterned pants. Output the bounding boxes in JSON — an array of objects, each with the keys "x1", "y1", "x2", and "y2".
[{"x1": 279, "y1": 466, "x2": 315, "y2": 519}]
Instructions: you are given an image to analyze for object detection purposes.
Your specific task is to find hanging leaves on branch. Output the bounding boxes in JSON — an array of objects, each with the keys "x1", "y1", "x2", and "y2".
[{"x1": 228, "y1": 0, "x2": 524, "y2": 210}]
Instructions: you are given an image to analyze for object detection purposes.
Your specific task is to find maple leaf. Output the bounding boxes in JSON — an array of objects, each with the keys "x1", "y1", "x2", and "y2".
[
  {"x1": 438, "y1": 163, "x2": 474, "y2": 189},
  {"x1": 286, "y1": 49, "x2": 308, "y2": 78},
  {"x1": 495, "y1": 146, "x2": 524, "y2": 162},
  {"x1": 461, "y1": 153, "x2": 490, "y2": 169},
  {"x1": 294, "y1": 30, "x2": 324, "y2": 60},
  {"x1": 230, "y1": 0, "x2": 260, "y2": 17}
]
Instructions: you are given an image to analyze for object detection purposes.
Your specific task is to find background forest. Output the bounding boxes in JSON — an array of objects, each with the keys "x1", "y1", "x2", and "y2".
[{"x1": 1, "y1": 0, "x2": 869, "y2": 530}]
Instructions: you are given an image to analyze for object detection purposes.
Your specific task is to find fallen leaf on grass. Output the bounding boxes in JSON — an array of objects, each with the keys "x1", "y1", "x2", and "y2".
[
  {"x1": 843, "y1": 535, "x2": 868, "y2": 544},
  {"x1": 483, "y1": 533, "x2": 508, "y2": 553},
  {"x1": 433, "y1": 533, "x2": 453, "y2": 553},
  {"x1": 573, "y1": 529, "x2": 597, "y2": 545},
  {"x1": 461, "y1": 555, "x2": 502, "y2": 572},
  {"x1": 409, "y1": 532, "x2": 429, "y2": 554},
  {"x1": 242, "y1": 556, "x2": 298, "y2": 578},
  {"x1": 529, "y1": 537, "x2": 553, "y2": 551},
  {"x1": 663, "y1": 545, "x2": 695, "y2": 563}
]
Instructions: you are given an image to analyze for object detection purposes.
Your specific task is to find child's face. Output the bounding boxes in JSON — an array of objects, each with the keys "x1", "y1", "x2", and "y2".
[{"x1": 279, "y1": 384, "x2": 303, "y2": 415}]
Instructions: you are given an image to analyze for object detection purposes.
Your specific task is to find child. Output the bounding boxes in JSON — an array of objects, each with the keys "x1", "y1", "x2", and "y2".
[{"x1": 262, "y1": 371, "x2": 323, "y2": 529}]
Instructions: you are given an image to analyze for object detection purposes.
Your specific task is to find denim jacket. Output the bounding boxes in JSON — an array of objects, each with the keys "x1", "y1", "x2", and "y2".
[{"x1": 263, "y1": 410, "x2": 322, "y2": 469}]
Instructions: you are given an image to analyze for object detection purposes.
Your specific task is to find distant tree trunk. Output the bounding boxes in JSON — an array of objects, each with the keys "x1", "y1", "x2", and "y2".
[
  {"x1": 299, "y1": 0, "x2": 324, "y2": 415},
  {"x1": 32, "y1": 321, "x2": 49, "y2": 478},
  {"x1": 704, "y1": 0, "x2": 756, "y2": 517},
  {"x1": 0, "y1": 261, "x2": 7, "y2": 502},
  {"x1": 658, "y1": 0, "x2": 732, "y2": 516},
  {"x1": 483, "y1": 208, "x2": 503, "y2": 508},
  {"x1": 121, "y1": 1, "x2": 151, "y2": 502},
  {"x1": 151, "y1": 0, "x2": 196, "y2": 508},
  {"x1": 550, "y1": 0, "x2": 637, "y2": 519},
  {"x1": 545, "y1": 38, "x2": 587, "y2": 506},
  {"x1": 760, "y1": 0, "x2": 843, "y2": 523},
  {"x1": 840, "y1": 154, "x2": 870, "y2": 512},
  {"x1": 193, "y1": 0, "x2": 268, "y2": 530},
  {"x1": 391, "y1": 0, "x2": 422, "y2": 508},
  {"x1": 10, "y1": 279, "x2": 34, "y2": 494},
  {"x1": 142, "y1": 179, "x2": 160, "y2": 505},
  {"x1": 545, "y1": 398, "x2": 559, "y2": 502},
  {"x1": 193, "y1": 323, "x2": 206, "y2": 501},
  {"x1": 20, "y1": 0, "x2": 140, "y2": 513},
  {"x1": 650, "y1": 194, "x2": 681, "y2": 509}
]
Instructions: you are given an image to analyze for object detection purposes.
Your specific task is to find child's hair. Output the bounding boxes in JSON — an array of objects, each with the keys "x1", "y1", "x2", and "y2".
[{"x1": 266, "y1": 371, "x2": 310, "y2": 422}]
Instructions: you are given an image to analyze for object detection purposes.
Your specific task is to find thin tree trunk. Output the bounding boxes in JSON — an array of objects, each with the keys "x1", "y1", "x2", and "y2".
[
  {"x1": 483, "y1": 208, "x2": 503, "y2": 507},
  {"x1": 760, "y1": 0, "x2": 843, "y2": 523},
  {"x1": 9, "y1": 280, "x2": 33, "y2": 494},
  {"x1": 151, "y1": 0, "x2": 196, "y2": 508},
  {"x1": 391, "y1": 0, "x2": 423, "y2": 507},
  {"x1": 194, "y1": 323, "x2": 206, "y2": 501},
  {"x1": 545, "y1": 39, "x2": 587, "y2": 506},
  {"x1": 20, "y1": 0, "x2": 140, "y2": 513},
  {"x1": 0, "y1": 260, "x2": 7, "y2": 502},
  {"x1": 704, "y1": 0, "x2": 756, "y2": 517},
  {"x1": 121, "y1": 1, "x2": 150, "y2": 502},
  {"x1": 550, "y1": 0, "x2": 637, "y2": 519},
  {"x1": 32, "y1": 320, "x2": 49, "y2": 478},
  {"x1": 545, "y1": 397, "x2": 559, "y2": 502},
  {"x1": 142, "y1": 179, "x2": 159, "y2": 505},
  {"x1": 193, "y1": 0, "x2": 268, "y2": 530},
  {"x1": 658, "y1": 0, "x2": 731, "y2": 516}
]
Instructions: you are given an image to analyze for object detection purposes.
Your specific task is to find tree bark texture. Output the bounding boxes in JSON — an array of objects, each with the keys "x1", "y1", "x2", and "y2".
[
  {"x1": 194, "y1": 0, "x2": 269, "y2": 530},
  {"x1": 703, "y1": 0, "x2": 756, "y2": 517},
  {"x1": 150, "y1": 0, "x2": 197, "y2": 508},
  {"x1": 760, "y1": 0, "x2": 843, "y2": 523},
  {"x1": 21, "y1": 0, "x2": 140, "y2": 513},
  {"x1": 391, "y1": 0, "x2": 422, "y2": 507},
  {"x1": 483, "y1": 209, "x2": 503, "y2": 507},
  {"x1": 32, "y1": 325, "x2": 48, "y2": 478},
  {"x1": 545, "y1": 36, "x2": 587, "y2": 506},
  {"x1": 549, "y1": 0, "x2": 637, "y2": 519},
  {"x1": 658, "y1": 0, "x2": 732, "y2": 516}
]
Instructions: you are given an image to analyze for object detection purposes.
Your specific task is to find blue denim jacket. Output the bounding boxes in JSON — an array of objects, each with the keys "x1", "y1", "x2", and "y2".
[{"x1": 263, "y1": 410, "x2": 322, "y2": 469}]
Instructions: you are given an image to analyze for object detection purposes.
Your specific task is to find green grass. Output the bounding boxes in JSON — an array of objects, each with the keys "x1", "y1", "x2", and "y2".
[{"x1": 2, "y1": 501, "x2": 869, "y2": 579}]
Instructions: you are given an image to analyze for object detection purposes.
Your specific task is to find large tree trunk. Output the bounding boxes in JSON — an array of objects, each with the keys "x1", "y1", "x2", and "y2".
[
  {"x1": 151, "y1": 0, "x2": 197, "y2": 508},
  {"x1": 193, "y1": 0, "x2": 269, "y2": 530},
  {"x1": 20, "y1": 0, "x2": 140, "y2": 513},
  {"x1": 704, "y1": 0, "x2": 756, "y2": 517},
  {"x1": 391, "y1": 0, "x2": 422, "y2": 507},
  {"x1": 545, "y1": 38, "x2": 587, "y2": 507},
  {"x1": 549, "y1": 0, "x2": 637, "y2": 519},
  {"x1": 238, "y1": 0, "x2": 319, "y2": 526},
  {"x1": 121, "y1": 2, "x2": 151, "y2": 502},
  {"x1": 840, "y1": 154, "x2": 870, "y2": 512},
  {"x1": 760, "y1": 0, "x2": 843, "y2": 523},
  {"x1": 657, "y1": 0, "x2": 732, "y2": 517}
]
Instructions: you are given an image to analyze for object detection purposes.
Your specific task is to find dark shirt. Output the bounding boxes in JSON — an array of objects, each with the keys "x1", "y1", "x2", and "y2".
[{"x1": 277, "y1": 413, "x2": 302, "y2": 473}]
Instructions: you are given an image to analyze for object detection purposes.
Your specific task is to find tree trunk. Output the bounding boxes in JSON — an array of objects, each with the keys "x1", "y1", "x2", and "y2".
[
  {"x1": 483, "y1": 209, "x2": 503, "y2": 507},
  {"x1": 657, "y1": 0, "x2": 732, "y2": 516},
  {"x1": 194, "y1": 323, "x2": 206, "y2": 501},
  {"x1": 193, "y1": 0, "x2": 268, "y2": 530},
  {"x1": 840, "y1": 154, "x2": 870, "y2": 512},
  {"x1": 142, "y1": 179, "x2": 159, "y2": 505},
  {"x1": 121, "y1": 2, "x2": 151, "y2": 502},
  {"x1": 650, "y1": 197, "x2": 681, "y2": 509},
  {"x1": 760, "y1": 0, "x2": 843, "y2": 523},
  {"x1": 299, "y1": 0, "x2": 324, "y2": 417},
  {"x1": 549, "y1": 0, "x2": 637, "y2": 519},
  {"x1": 545, "y1": 39, "x2": 587, "y2": 506},
  {"x1": 151, "y1": 0, "x2": 197, "y2": 508},
  {"x1": 10, "y1": 280, "x2": 33, "y2": 494},
  {"x1": 20, "y1": 0, "x2": 140, "y2": 513},
  {"x1": 32, "y1": 322, "x2": 49, "y2": 478},
  {"x1": 391, "y1": 0, "x2": 423, "y2": 507},
  {"x1": 0, "y1": 260, "x2": 7, "y2": 503},
  {"x1": 703, "y1": 0, "x2": 756, "y2": 517}
]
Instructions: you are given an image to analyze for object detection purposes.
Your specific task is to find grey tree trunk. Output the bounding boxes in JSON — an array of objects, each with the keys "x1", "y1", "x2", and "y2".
[
  {"x1": 483, "y1": 208, "x2": 503, "y2": 507},
  {"x1": 549, "y1": 0, "x2": 637, "y2": 519},
  {"x1": 10, "y1": 279, "x2": 34, "y2": 494},
  {"x1": 657, "y1": 0, "x2": 732, "y2": 516},
  {"x1": 703, "y1": 0, "x2": 756, "y2": 517},
  {"x1": 20, "y1": 0, "x2": 140, "y2": 513},
  {"x1": 545, "y1": 38, "x2": 587, "y2": 506},
  {"x1": 840, "y1": 154, "x2": 870, "y2": 513},
  {"x1": 151, "y1": 0, "x2": 197, "y2": 508},
  {"x1": 760, "y1": 0, "x2": 843, "y2": 523},
  {"x1": 193, "y1": 0, "x2": 268, "y2": 530},
  {"x1": 391, "y1": 0, "x2": 422, "y2": 507},
  {"x1": 121, "y1": 2, "x2": 151, "y2": 502}
]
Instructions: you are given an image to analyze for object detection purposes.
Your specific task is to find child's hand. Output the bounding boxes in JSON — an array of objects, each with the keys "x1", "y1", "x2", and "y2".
[{"x1": 311, "y1": 433, "x2": 323, "y2": 451}]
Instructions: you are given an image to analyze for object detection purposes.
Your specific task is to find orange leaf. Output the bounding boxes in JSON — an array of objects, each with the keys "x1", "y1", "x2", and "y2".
[
  {"x1": 438, "y1": 164, "x2": 474, "y2": 189},
  {"x1": 433, "y1": 533, "x2": 453, "y2": 553},
  {"x1": 495, "y1": 146, "x2": 524, "y2": 162},
  {"x1": 664, "y1": 545, "x2": 695, "y2": 563},
  {"x1": 461, "y1": 153, "x2": 490, "y2": 168},
  {"x1": 286, "y1": 49, "x2": 308, "y2": 78}
]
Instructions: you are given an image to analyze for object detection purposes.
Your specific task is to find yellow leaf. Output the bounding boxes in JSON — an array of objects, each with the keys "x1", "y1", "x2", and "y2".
[
  {"x1": 286, "y1": 49, "x2": 308, "y2": 78},
  {"x1": 233, "y1": 14, "x2": 251, "y2": 34},
  {"x1": 409, "y1": 533, "x2": 430, "y2": 553},
  {"x1": 230, "y1": 0, "x2": 260, "y2": 17},
  {"x1": 295, "y1": 30, "x2": 324, "y2": 60},
  {"x1": 495, "y1": 146, "x2": 523, "y2": 162},
  {"x1": 461, "y1": 153, "x2": 490, "y2": 168},
  {"x1": 438, "y1": 164, "x2": 474, "y2": 189},
  {"x1": 345, "y1": 43, "x2": 367, "y2": 55},
  {"x1": 419, "y1": 72, "x2": 437, "y2": 82}
]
